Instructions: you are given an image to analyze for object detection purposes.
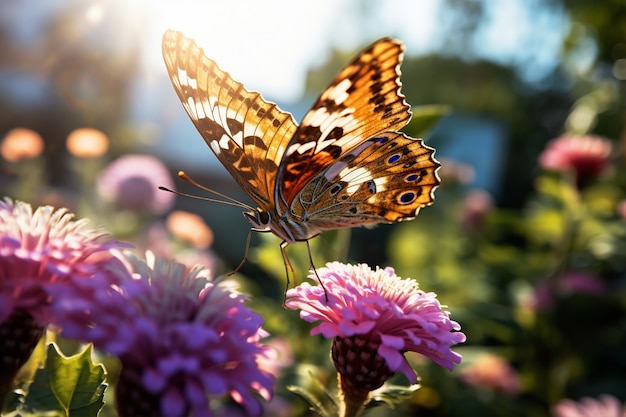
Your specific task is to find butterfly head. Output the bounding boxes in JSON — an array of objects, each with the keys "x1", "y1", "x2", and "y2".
[{"x1": 243, "y1": 208, "x2": 272, "y2": 232}]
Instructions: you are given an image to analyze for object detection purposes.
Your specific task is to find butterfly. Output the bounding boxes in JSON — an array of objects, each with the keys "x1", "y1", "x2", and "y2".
[{"x1": 162, "y1": 30, "x2": 441, "y2": 284}]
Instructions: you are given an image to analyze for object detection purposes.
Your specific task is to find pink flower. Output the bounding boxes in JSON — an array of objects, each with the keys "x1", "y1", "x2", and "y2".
[
  {"x1": 532, "y1": 272, "x2": 607, "y2": 310},
  {"x1": 460, "y1": 189, "x2": 494, "y2": 232},
  {"x1": 553, "y1": 394, "x2": 625, "y2": 417},
  {"x1": 285, "y1": 262, "x2": 465, "y2": 406},
  {"x1": 97, "y1": 154, "x2": 176, "y2": 214},
  {"x1": 0, "y1": 198, "x2": 127, "y2": 325},
  {"x1": 51, "y1": 252, "x2": 274, "y2": 417},
  {"x1": 0, "y1": 198, "x2": 128, "y2": 399},
  {"x1": 539, "y1": 134, "x2": 612, "y2": 185},
  {"x1": 460, "y1": 354, "x2": 520, "y2": 396}
]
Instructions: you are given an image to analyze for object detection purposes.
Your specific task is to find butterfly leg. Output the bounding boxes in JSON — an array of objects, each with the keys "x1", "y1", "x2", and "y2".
[
  {"x1": 305, "y1": 240, "x2": 329, "y2": 302},
  {"x1": 228, "y1": 229, "x2": 254, "y2": 276},
  {"x1": 279, "y1": 240, "x2": 295, "y2": 290}
]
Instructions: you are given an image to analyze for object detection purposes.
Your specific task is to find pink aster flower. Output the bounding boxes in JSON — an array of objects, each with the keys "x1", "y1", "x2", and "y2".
[
  {"x1": 0, "y1": 198, "x2": 127, "y2": 399},
  {"x1": 50, "y1": 252, "x2": 274, "y2": 417},
  {"x1": 553, "y1": 394, "x2": 625, "y2": 417},
  {"x1": 460, "y1": 354, "x2": 520, "y2": 396},
  {"x1": 539, "y1": 134, "x2": 612, "y2": 186},
  {"x1": 285, "y1": 262, "x2": 465, "y2": 412},
  {"x1": 97, "y1": 154, "x2": 175, "y2": 214}
]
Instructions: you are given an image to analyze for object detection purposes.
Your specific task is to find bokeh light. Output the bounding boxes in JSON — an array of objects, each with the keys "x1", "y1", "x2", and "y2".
[
  {"x1": 66, "y1": 128, "x2": 109, "y2": 158},
  {"x1": 0, "y1": 128, "x2": 44, "y2": 162},
  {"x1": 166, "y1": 210, "x2": 213, "y2": 249}
]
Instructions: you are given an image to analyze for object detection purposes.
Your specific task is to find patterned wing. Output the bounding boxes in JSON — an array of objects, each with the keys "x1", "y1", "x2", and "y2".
[
  {"x1": 278, "y1": 38, "x2": 410, "y2": 206},
  {"x1": 162, "y1": 30, "x2": 298, "y2": 209},
  {"x1": 292, "y1": 132, "x2": 440, "y2": 230}
]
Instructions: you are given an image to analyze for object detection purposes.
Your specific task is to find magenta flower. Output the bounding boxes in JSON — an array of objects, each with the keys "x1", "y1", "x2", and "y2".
[
  {"x1": 539, "y1": 134, "x2": 612, "y2": 185},
  {"x1": 0, "y1": 198, "x2": 127, "y2": 399},
  {"x1": 285, "y1": 262, "x2": 465, "y2": 409},
  {"x1": 97, "y1": 154, "x2": 176, "y2": 214},
  {"x1": 553, "y1": 395, "x2": 625, "y2": 417},
  {"x1": 50, "y1": 252, "x2": 274, "y2": 417}
]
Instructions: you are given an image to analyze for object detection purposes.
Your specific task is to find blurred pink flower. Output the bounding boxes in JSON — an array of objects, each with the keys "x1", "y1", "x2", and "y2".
[
  {"x1": 285, "y1": 262, "x2": 465, "y2": 407},
  {"x1": 460, "y1": 354, "x2": 520, "y2": 396},
  {"x1": 460, "y1": 189, "x2": 494, "y2": 231},
  {"x1": 50, "y1": 252, "x2": 273, "y2": 417},
  {"x1": 532, "y1": 272, "x2": 607, "y2": 310},
  {"x1": 539, "y1": 134, "x2": 612, "y2": 185},
  {"x1": 553, "y1": 394, "x2": 625, "y2": 417},
  {"x1": 97, "y1": 154, "x2": 175, "y2": 214}
]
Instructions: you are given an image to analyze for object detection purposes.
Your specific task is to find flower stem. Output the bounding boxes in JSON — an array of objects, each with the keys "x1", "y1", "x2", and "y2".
[{"x1": 338, "y1": 373, "x2": 369, "y2": 417}]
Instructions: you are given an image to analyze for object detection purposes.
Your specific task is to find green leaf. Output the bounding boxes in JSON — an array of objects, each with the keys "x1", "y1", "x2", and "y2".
[
  {"x1": 24, "y1": 343, "x2": 107, "y2": 417},
  {"x1": 405, "y1": 105, "x2": 453, "y2": 138},
  {"x1": 287, "y1": 370, "x2": 339, "y2": 417},
  {"x1": 364, "y1": 383, "x2": 421, "y2": 411}
]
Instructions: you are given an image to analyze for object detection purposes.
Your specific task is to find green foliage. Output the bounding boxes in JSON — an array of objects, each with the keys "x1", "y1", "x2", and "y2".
[
  {"x1": 287, "y1": 370, "x2": 339, "y2": 417},
  {"x1": 364, "y1": 384, "x2": 421, "y2": 411},
  {"x1": 15, "y1": 344, "x2": 107, "y2": 417},
  {"x1": 405, "y1": 105, "x2": 453, "y2": 138}
]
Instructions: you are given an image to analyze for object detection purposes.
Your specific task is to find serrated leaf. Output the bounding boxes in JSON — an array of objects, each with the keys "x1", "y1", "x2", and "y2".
[
  {"x1": 405, "y1": 105, "x2": 453, "y2": 138},
  {"x1": 364, "y1": 383, "x2": 420, "y2": 411},
  {"x1": 287, "y1": 371, "x2": 339, "y2": 417},
  {"x1": 24, "y1": 343, "x2": 107, "y2": 417}
]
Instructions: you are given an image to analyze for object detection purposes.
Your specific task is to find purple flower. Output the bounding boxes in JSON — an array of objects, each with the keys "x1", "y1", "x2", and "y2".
[
  {"x1": 285, "y1": 262, "x2": 465, "y2": 407},
  {"x1": 0, "y1": 198, "x2": 127, "y2": 325},
  {"x1": 51, "y1": 252, "x2": 274, "y2": 417},
  {"x1": 0, "y1": 198, "x2": 127, "y2": 398},
  {"x1": 553, "y1": 395, "x2": 625, "y2": 417},
  {"x1": 97, "y1": 154, "x2": 175, "y2": 214},
  {"x1": 539, "y1": 134, "x2": 612, "y2": 186}
]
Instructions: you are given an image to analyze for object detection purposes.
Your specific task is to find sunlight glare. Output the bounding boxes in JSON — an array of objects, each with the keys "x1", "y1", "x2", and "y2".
[{"x1": 133, "y1": 0, "x2": 344, "y2": 101}]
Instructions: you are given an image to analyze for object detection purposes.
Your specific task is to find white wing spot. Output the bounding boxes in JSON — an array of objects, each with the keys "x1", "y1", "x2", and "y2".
[
  {"x1": 177, "y1": 68, "x2": 198, "y2": 90},
  {"x1": 190, "y1": 98, "x2": 206, "y2": 120},
  {"x1": 218, "y1": 134, "x2": 230, "y2": 150},
  {"x1": 322, "y1": 78, "x2": 352, "y2": 105},
  {"x1": 286, "y1": 141, "x2": 315, "y2": 156},
  {"x1": 324, "y1": 141, "x2": 373, "y2": 180},
  {"x1": 210, "y1": 141, "x2": 221, "y2": 155},
  {"x1": 339, "y1": 167, "x2": 372, "y2": 195}
]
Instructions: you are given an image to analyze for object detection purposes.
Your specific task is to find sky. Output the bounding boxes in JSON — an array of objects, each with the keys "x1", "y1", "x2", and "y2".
[
  {"x1": 135, "y1": 0, "x2": 566, "y2": 101},
  {"x1": 0, "y1": 0, "x2": 570, "y2": 182},
  {"x1": 1, "y1": 0, "x2": 567, "y2": 102}
]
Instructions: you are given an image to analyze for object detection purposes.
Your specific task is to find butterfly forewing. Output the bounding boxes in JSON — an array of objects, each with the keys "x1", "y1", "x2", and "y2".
[
  {"x1": 278, "y1": 38, "x2": 411, "y2": 206},
  {"x1": 162, "y1": 30, "x2": 298, "y2": 208}
]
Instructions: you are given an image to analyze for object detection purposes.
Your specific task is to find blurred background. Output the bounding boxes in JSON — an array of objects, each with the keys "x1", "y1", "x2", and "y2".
[{"x1": 1, "y1": 1, "x2": 624, "y2": 416}]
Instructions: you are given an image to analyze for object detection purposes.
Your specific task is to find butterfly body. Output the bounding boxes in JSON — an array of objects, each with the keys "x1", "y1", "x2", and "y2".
[{"x1": 162, "y1": 30, "x2": 440, "y2": 260}]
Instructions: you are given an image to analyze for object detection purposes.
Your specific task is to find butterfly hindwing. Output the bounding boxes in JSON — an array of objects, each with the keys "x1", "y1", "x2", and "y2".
[
  {"x1": 278, "y1": 38, "x2": 411, "y2": 206},
  {"x1": 162, "y1": 30, "x2": 298, "y2": 208},
  {"x1": 292, "y1": 132, "x2": 440, "y2": 229}
]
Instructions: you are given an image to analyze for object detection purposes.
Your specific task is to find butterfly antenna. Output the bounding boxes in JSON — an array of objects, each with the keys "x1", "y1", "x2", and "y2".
[{"x1": 158, "y1": 171, "x2": 256, "y2": 211}]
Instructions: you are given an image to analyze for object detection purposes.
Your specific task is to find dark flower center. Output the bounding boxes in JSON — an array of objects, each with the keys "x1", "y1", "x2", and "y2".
[{"x1": 331, "y1": 335, "x2": 394, "y2": 396}]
